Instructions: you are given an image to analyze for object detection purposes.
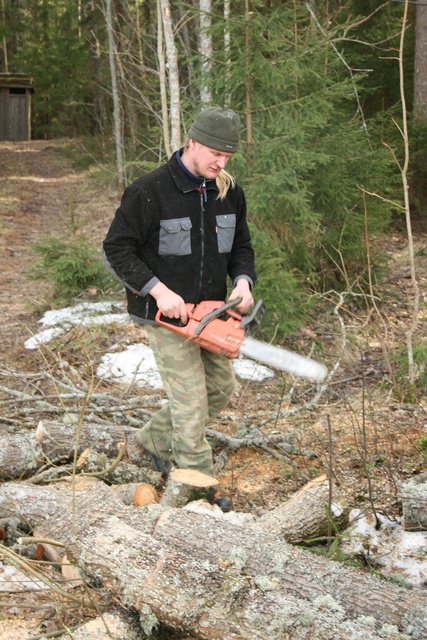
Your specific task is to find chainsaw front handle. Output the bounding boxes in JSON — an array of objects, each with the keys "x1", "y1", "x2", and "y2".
[{"x1": 194, "y1": 298, "x2": 243, "y2": 335}]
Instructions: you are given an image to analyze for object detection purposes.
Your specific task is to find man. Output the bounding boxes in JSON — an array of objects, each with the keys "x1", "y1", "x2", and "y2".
[{"x1": 102, "y1": 107, "x2": 256, "y2": 511}]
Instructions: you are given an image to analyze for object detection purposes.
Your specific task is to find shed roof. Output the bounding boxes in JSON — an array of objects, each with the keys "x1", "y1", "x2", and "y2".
[{"x1": 0, "y1": 73, "x2": 34, "y2": 90}]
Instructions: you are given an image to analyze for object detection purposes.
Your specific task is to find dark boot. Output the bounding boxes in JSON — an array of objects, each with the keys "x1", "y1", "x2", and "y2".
[
  {"x1": 212, "y1": 490, "x2": 232, "y2": 513},
  {"x1": 149, "y1": 454, "x2": 176, "y2": 480}
]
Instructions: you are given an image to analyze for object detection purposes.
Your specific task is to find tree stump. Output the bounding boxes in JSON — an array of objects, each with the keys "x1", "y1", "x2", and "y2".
[{"x1": 161, "y1": 468, "x2": 219, "y2": 508}]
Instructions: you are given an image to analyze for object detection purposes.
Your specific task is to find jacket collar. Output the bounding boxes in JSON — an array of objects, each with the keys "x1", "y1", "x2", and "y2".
[{"x1": 168, "y1": 150, "x2": 218, "y2": 194}]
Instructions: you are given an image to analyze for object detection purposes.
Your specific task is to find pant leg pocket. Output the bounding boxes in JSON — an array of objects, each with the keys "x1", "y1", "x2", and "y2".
[
  {"x1": 216, "y1": 214, "x2": 236, "y2": 253},
  {"x1": 159, "y1": 217, "x2": 192, "y2": 256}
]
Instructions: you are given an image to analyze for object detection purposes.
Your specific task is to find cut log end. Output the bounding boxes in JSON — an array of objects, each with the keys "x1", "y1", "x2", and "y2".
[
  {"x1": 133, "y1": 483, "x2": 159, "y2": 507},
  {"x1": 168, "y1": 468, "x2": 219, "y2": 488},
  {"x1": 161, "y1": 469, "x2": 220, "y2": 509}
]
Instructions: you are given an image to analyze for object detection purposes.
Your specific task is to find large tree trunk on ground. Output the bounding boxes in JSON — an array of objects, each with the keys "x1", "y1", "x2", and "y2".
[
  {"x1": 252, "y1": 474, "x2": 348, "y2": 544},
  {"x1": 0, "y1": 421, "x2": 158, "y2": 483},
  {"x1": 31, "y1": 482, "x2": 427, "y2": 640}
]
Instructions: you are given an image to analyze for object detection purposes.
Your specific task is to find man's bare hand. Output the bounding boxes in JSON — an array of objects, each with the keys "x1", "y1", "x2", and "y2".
[
  {"x1": 149, "y1": 282, "x2": 188, "y2": 324},
  {"x1": 229, "y1": 279, "x2": 254, "y2": 315}
]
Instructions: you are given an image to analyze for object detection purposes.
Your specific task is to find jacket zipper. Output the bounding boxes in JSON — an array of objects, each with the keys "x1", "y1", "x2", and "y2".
[{"x1": 195, "y1": 181, "x2": 206, "y2": 303}]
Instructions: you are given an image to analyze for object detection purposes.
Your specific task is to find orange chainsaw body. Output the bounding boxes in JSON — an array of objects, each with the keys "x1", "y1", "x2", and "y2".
[{"x1": 155, "y1": 300, "x2": 245, "y2": 358}]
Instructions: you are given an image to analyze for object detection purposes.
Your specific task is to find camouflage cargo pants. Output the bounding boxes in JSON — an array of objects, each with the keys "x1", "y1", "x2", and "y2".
[{"x1": 136, "y1": 325, "x2": 236, "y2": 477}]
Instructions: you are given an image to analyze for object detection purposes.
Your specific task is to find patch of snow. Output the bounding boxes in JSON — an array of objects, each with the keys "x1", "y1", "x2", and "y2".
[
  {"x1": 232, "y1": 355, "x2": 275, "y2": 381},
  {"x1": 341, "y1": 509, "x2": 427, "y2": 587},
  {"x1": 97, "y1": 343, "x2": 163, "y2": 389},
  {"x1": 183, "y1": 499, "x2": 255, "y2": 526},
  {"x1": 25, "y1": 327, "x2": 63, "y2": 349},
  {"x1": 0, "y1": 563, "x2": 50, "y2": 592}
]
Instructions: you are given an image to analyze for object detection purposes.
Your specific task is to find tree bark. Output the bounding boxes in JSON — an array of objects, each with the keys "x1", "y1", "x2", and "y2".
[
  {"x1": 252, "y1": 474, "x2": 348, "y2": 544},
  {"x1": 414, "y1": 4, "x2": 427, "y2": 122},
  {"x1": 159, "y1": 0, "x2": 181, "y2": 151},
  {"x1": 198, "y1": 0, "x2": 212, "y2": 104},
  {"x1": 105, "y1": 0, "x2": 125, "y2": 191},
  {"x1": 31, "y1": 483, "x2": 427, "y2": 640},
  {"x1": 0, "y1": 421, "x2": 156, "y2": 482},
  {"x1": 399, "y1": 474, "x2": 427, "y2": 531}
]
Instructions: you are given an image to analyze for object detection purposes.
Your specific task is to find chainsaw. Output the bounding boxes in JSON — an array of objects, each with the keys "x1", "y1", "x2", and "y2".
[{"x1": 155, "y1": 299, "x2": 327, "y2": 382}]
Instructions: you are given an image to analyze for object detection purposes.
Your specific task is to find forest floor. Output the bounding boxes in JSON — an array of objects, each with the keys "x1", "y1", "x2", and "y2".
[{"x1": 0, "y1": 139, "x2": 426, "y2": 639}]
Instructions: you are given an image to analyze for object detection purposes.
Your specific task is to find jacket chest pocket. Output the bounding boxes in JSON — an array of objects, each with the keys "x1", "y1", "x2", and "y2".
[
  {"x1": 216, "y1": 214, "x2": 236, "y2": 253},
  {"x1": 159, "y1": 217, "x2": 192, "y2": 256}
]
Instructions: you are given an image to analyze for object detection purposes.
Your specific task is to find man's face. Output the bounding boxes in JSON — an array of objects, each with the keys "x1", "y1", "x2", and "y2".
[{"x1": 187, "y1": 140, "x2": 234, "y2": 179}]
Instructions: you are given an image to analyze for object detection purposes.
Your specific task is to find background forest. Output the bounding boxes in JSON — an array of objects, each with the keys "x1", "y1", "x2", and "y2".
[{"x1": 1, "y1": 0, "x2": 427, "y2": 338}]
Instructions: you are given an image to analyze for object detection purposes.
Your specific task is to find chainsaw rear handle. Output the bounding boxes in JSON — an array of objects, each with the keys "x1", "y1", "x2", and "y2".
[{"x1": 155, "y1": 302, "x2": 197, "y2": 331}]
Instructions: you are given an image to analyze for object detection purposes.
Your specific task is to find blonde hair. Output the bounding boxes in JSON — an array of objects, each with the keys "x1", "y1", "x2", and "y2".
[{"x1": 216, "y1": 169, "x2": 236, "y2": 200}]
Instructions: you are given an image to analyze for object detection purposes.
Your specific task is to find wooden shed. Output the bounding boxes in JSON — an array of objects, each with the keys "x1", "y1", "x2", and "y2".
[{"x1": 0, "y1": 73, "x2": 34, "y2": 141}]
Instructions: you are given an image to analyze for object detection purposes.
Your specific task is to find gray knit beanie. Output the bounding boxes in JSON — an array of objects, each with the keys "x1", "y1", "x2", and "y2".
[{"x1": 188, "y1": 107, "x2": 240, "y2": 152}]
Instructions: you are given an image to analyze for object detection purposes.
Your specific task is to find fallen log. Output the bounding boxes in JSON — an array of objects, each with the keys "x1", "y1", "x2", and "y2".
[
  {"x1": 0, "y1": 420, "x2": 159, "y2": 483},
  {"x1": 76, "y1": 449, "x2": 161, "y2": 486},
  {"x1": 252, "y1": 474, "x2": 348, "y2": 544},
  {"x1": 0, "y1": 420, "x2": 128, "y2": 480},
  {"x1": 111, "y1": 482, "x2": 159, "y2": 506},
  {"x1": 33, "y1": 483, "x2": 427, "y2": 640}
]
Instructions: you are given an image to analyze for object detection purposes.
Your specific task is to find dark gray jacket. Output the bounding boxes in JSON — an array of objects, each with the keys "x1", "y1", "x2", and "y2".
[{"x1": 102, "y1": 151, "x2": 256, "y2": 323}]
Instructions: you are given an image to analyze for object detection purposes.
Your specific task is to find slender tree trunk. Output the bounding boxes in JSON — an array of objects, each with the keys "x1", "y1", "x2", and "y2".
[
  {"x1": 157, "y1": 0, "x2": 172, "y2": 157},
  {"x1": 224, "y1": 0, "x2": 231, "y2": 105},
  {"x1": 414, "y1": 3, "x2": 427, "y2": 122},
  {"x1": 105, "y1": 0, "x2": 125, "y2": 192},
  {"x1": 1, "y1": 0, "x2": 8, "y2": 72},
  {"x1": 398, "y1": 0, "x2": 419, "y2": 388},
  {"x1": 159, "y1": 0, "x2": 181, "y2": 151},
  {"x1": 245, "y1": 0, "x2": 253, "y2": 172},
  {"x1": 199, "y1": 0, "x2": 212, "y2": 104}
]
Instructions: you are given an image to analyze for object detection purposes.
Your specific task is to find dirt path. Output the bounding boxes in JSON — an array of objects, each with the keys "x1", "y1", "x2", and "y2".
[
  {"x1": 0, "y1": 140, "x2": 119, "y2": 640},
  {"x1": 0, "y1": 140, "x2": 116, "y2": 359}
]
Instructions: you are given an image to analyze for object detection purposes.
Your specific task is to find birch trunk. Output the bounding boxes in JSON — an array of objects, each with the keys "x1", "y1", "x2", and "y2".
[
  {"x1": 199, "y1": 0, "x2": 212, "y2": 104},
  {"x1": 414, "y1": 4, "x2": 427, "y2": 122},
  {"x1": 105, "y1": 0, "x2": 125, "y2": 191},
  {"x1": 159, "y1": 0, "x2": 181, "y2": 151},
  {"x1": 224, "y1": 0, "x2": 231, "y2": 105},
  {"x1": 157, "y1": 0, "x2": 171, "y2": 157}
]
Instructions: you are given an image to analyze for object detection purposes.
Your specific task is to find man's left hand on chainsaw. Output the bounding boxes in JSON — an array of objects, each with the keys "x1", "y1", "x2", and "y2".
[
  {"x1": 229, "y1": 279, "x2": 254, "y2": 315},
  {"x1": 149, "y1": 282, "x2": 188, "y2": 324}
]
